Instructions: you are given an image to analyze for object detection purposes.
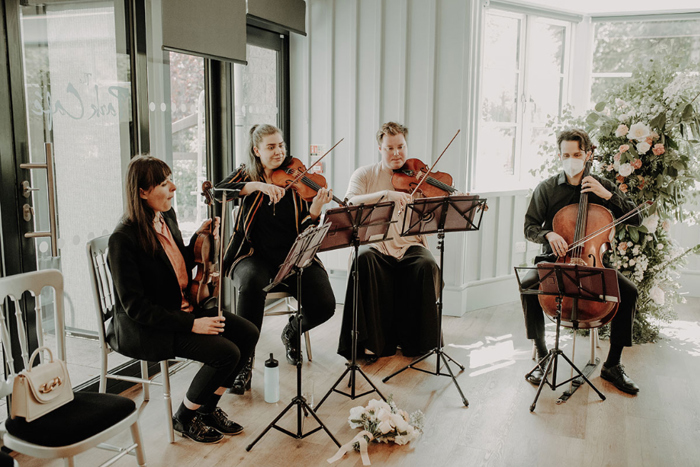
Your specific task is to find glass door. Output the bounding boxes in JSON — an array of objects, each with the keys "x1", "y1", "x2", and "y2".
[
  {"x1": 233, "y1": 26, "x2": 288, "y2": 166},
  {"x1": 18, "y1": 0, "x2": 133, "y2": 385}
]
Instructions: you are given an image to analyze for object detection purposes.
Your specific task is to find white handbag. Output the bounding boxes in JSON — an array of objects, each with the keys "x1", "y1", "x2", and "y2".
[{"x1": 11, "y1": 346, "x2": 74, "y2": 422}]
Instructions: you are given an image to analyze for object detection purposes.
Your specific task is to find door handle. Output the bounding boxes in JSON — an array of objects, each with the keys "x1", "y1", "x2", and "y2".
[{"x1": 20, "y1": 143, "x2": 59, "y2": 257}]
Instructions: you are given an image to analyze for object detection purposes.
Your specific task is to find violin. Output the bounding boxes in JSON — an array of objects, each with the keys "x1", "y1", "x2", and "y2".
[
  {"x1": 538, "y1": 153, "x2": 618, "y2": 329},
  {"x1": 392, "y1": 158, "x2": 457, "y2": 197},
  {"x1": 189, "y1": 181, "x2": 219, "y2": 305},
  {"x1": 271, "y1": 157, "x2": 347, "y2": 206}
]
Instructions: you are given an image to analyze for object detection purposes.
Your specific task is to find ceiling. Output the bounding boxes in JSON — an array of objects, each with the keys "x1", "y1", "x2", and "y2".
[{"x1": 510, "y1": 0, "x2": 700, "y2": 15}]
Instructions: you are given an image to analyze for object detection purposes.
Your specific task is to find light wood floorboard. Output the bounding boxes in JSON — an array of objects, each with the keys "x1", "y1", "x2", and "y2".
[{"x1": 12, "y1": 297, "x2": 700, "y2": 467}]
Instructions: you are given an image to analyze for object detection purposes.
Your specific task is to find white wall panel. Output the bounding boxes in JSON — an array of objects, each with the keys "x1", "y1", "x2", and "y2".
[{"x1": 290, "y1": 0, "x2": 700, "y2": 314}]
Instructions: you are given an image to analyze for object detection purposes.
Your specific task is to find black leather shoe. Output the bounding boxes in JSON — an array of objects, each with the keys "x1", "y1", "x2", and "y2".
[
  {"x1": 199, "y1": 408, "x2": 244, "y2": 436},
  {"x1": 172, "y1": 414, "x2": 224, "y2": 444},
  {"x1": 363, "y1": 352, "x2": 379, "y2": 365},
  {"x1": 526, "y1": 363, "x2": 551, "y2": 386},
  {"x1": 600, "y1": 363, "x2": 639, "y2": 395},
  {"x1": 229, "y1": 359, "x2": 253, "y2": 395},
  {"x1": 281, "y1": 322, "x2": 301, "y2": 365}
]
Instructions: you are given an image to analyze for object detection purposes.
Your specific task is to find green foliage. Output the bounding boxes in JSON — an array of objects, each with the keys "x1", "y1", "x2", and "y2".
[{"x1": 533, "y1": 51, "x2": 700, "y2": 343}]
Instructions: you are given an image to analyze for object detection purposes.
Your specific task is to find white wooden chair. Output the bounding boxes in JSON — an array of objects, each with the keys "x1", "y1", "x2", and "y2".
[
  {"x1": 0, "y1": 269, "x2": 146, "y2": 466},
  {"x1": 87, "y1": 235, "x2": 178, "y2": 443}
]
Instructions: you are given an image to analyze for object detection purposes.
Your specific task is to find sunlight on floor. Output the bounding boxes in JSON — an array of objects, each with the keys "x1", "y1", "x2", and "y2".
[{"x1": 659, "y1": 320, "x2": 700, "y2": 357}]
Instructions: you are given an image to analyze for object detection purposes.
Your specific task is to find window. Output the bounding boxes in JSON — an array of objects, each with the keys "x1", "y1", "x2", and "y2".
[
  {"x1": 591, "y1": 17, "x2": 700, "y2": 104},
  {"x1": 233, "y1": 27, "x2": 288, "y2": 167},
  {"x1": 146, "y1": 1, "x2": 207, "y2": 239},
  {"x1": 476, "y1": 9, "x2": 572, "y2": 192}
]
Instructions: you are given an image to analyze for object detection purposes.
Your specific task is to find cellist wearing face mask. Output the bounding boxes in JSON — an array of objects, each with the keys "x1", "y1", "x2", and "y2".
[{"x1": 520, "y1": 129, "x2": 642, "y2": 395}]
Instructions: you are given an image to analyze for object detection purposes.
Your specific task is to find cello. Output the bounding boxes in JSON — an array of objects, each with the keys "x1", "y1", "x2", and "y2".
[{"x1": 538, "y1": 154, "x2": 619, "y2": 329}]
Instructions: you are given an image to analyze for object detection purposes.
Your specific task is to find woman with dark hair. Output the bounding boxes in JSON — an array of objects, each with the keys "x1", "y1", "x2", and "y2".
[
  {"x1": 108, "y1": 155, "x2": 259, "y2": 444},
  {"x1": 216, "y1": 124, "x2": 336, "y2": 393}
]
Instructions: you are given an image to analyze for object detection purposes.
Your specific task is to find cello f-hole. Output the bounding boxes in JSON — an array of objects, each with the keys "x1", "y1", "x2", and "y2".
[{"x1": 588, "y1": 254, "x2": 596, "y2": 267}]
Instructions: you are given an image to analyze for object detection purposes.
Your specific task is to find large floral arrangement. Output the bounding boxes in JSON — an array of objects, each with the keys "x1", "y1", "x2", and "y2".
[
  {"x1": 328, "y1": 397, "x2": 424, "y2": 466},
  {"x1": 533, "y1": 51, "x2": 700, "y2": 343}
]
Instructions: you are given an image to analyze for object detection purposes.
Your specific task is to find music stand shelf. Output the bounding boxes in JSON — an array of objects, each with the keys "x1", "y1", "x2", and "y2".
[
  {"x1": 514, "y1": 263, "x2": 620, "y2": 412},
  {"x1": 382, "y1": 194, "x2": 487, "y2": 408}
]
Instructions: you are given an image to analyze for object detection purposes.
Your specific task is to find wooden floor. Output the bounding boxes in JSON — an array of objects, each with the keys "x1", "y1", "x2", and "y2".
[{"x1": 13, "y1": 297, "x2": 700, "y2": 467}]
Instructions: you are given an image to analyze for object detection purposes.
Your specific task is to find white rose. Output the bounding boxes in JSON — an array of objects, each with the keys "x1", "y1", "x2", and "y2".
[
  {"x1": 618, "y1": 163, "x2": 633, "y2": 177},
  {"x1": 376, "y1": 408, "x2": 392, "y2": 422},
  {"x1": 627, "y1": 122, "x2": 651, "y2": 141},
  {"x1": 367, "y1": 399, "x2": 391, "y2": 413},
  {"x1": 349, "y1": 406, "x2": 366, "y2": 421},
  {"x1": 629, "y1": 259, "x2": 636, "y2": 266},
  {"x1": 636, "y1": 141, "x2": 651, "y2": 154},
  {"x1": 378, "y1": 420, "x2": 394, "y2": 434},
  {"x1": 649, "y1": 285, "x2": 665, "y2": 305},
  {"x1": 615, "y1": 124, "x2": 629, "y2": 137},
  {"x1": 657, "y1": 243, "x2": 664, "y2": 250},
  {"x1": 615, "y1": 98, "x2": 627, "y2": 108},
  {"x1": 642, "y1": 214, "x2": 659, "y2": 232}
]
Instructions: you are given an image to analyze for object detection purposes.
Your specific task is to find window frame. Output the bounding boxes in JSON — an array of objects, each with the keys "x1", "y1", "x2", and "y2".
[{"x1": 475, "y1": 6, "x2": 575, "y2": 192}]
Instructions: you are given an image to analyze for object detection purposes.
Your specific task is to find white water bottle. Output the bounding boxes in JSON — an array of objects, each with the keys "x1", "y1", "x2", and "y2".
[{"x1": 264, "y1": 353, "x2": 279, "y2": 403}]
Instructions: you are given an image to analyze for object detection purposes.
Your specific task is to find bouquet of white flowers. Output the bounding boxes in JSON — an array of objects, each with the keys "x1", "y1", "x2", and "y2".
[{"x1": 328, "y1": 396, "x2": 424, "y2": 466}]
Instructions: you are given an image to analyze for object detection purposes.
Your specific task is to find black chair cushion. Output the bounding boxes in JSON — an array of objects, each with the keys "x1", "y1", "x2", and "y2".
[
  {"x1": 0, "y1": 450, "x2": 15, "y2": 467},
  {"x1": 5, "y1": 392, "x2": 136, "y2": 447}
]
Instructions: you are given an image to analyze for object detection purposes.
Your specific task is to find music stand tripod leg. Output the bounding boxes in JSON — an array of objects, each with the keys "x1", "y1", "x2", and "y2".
[
  {"x1": 315, "y1": 238, "x2": 386, "y2": 412},
  {"x1": 529, "y1": 350, "x2": 556, "y2": 413},
  {"x1": 248, "y1": 258, "x2": 340, "y2": 450},
  {"x1": 382, "y1": 227, "x2": 468, "y2": 407}
]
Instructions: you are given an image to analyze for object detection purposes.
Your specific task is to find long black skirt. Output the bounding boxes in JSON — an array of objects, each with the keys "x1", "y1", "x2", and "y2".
[{"x1": 337, "y1": 245, "x2": 441, "y2": 359}]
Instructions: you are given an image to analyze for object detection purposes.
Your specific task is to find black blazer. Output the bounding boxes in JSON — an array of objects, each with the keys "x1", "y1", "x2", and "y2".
[{"x1": 107, "y1": 209, "x2": 197, "y2": 362}]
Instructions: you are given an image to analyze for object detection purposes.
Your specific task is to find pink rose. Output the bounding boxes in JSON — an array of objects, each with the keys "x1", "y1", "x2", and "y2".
[
  {"x1": 616, "y1": 175, "x2": 625, "y2": 183},
  {"x1": 614, "y1": 153, "x2": 621, "y2": 161},
  {"x1": 620, "y1": 183, "x2": 628, "y2": 193},
  {"x1": 619, "y1": 144, "x2": 630, "y2": 153},
  {"x1": 646, "y1": 136, "x2": 653, "y2": 145},
  {"x1": 606, "y1": 164, "x2": 614, "y2": 172},
  {"x1": 619, "y1": 242, "x2": 628, "y2": 251},
  {"x1": 631, "y1": 159, "x2": 642, "y2": 169},
  {"x1": 652, "y1": 143, "x2": 665, "y2": 155},
  {"x1": 615, "y1": 124, "x2": 629, "y2": 137}
]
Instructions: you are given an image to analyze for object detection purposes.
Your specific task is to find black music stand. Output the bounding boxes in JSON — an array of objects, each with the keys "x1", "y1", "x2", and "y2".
[
  {"x1": 313, "y1": 201, "x2": 396, "y2": 412},
  {"x1": 514, "y1": 263, "x2": 619, "y2": 412},
  {"x1": 381, "y1": 194, "x2": 487, "y2": 407},
  {"x1": 246, "y1": 222, "x2": 341, "y2": 451}
]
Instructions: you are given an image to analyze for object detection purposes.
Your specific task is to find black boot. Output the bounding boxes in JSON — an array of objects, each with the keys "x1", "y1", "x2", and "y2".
[
  {"x1": 229, "y1": 356, "x2": 253, "y2": 395},
  {"x1": 281, "y1": 318, "x2": 301, "y2": 365}
]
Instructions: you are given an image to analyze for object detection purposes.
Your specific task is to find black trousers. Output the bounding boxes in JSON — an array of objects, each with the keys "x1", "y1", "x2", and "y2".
[
  {"x1": 338, "y1": 245, "x2": 440, "y2": 359},
  {"x1": 173, "y1": 306, "x2": 259, "y2": 405},
  {"x1": 520, "y1": 266, "x2": 637, "y2": 347},
  {"x1": 232, "y1": 255, "x2": 336, "y2": 335}
]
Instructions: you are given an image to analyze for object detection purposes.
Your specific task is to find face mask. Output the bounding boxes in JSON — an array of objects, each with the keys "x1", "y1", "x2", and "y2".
[{"x1": 561, "y1": 158, "x2": 584, "y2": 177}]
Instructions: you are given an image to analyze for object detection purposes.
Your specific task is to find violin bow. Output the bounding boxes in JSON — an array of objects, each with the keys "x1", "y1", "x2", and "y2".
[
  {"x1": 216, "y1": 192, "x2": 227, "y2": 318},
  {"x1": 408, "y1": 129, "x2": 460, "y2": 198},
  {"x1": 284, "y1": 138, "x2": 345, "y2": 192},
  {"x1": 565, "y1": 200, "x2": 655, "y2": 254}
]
